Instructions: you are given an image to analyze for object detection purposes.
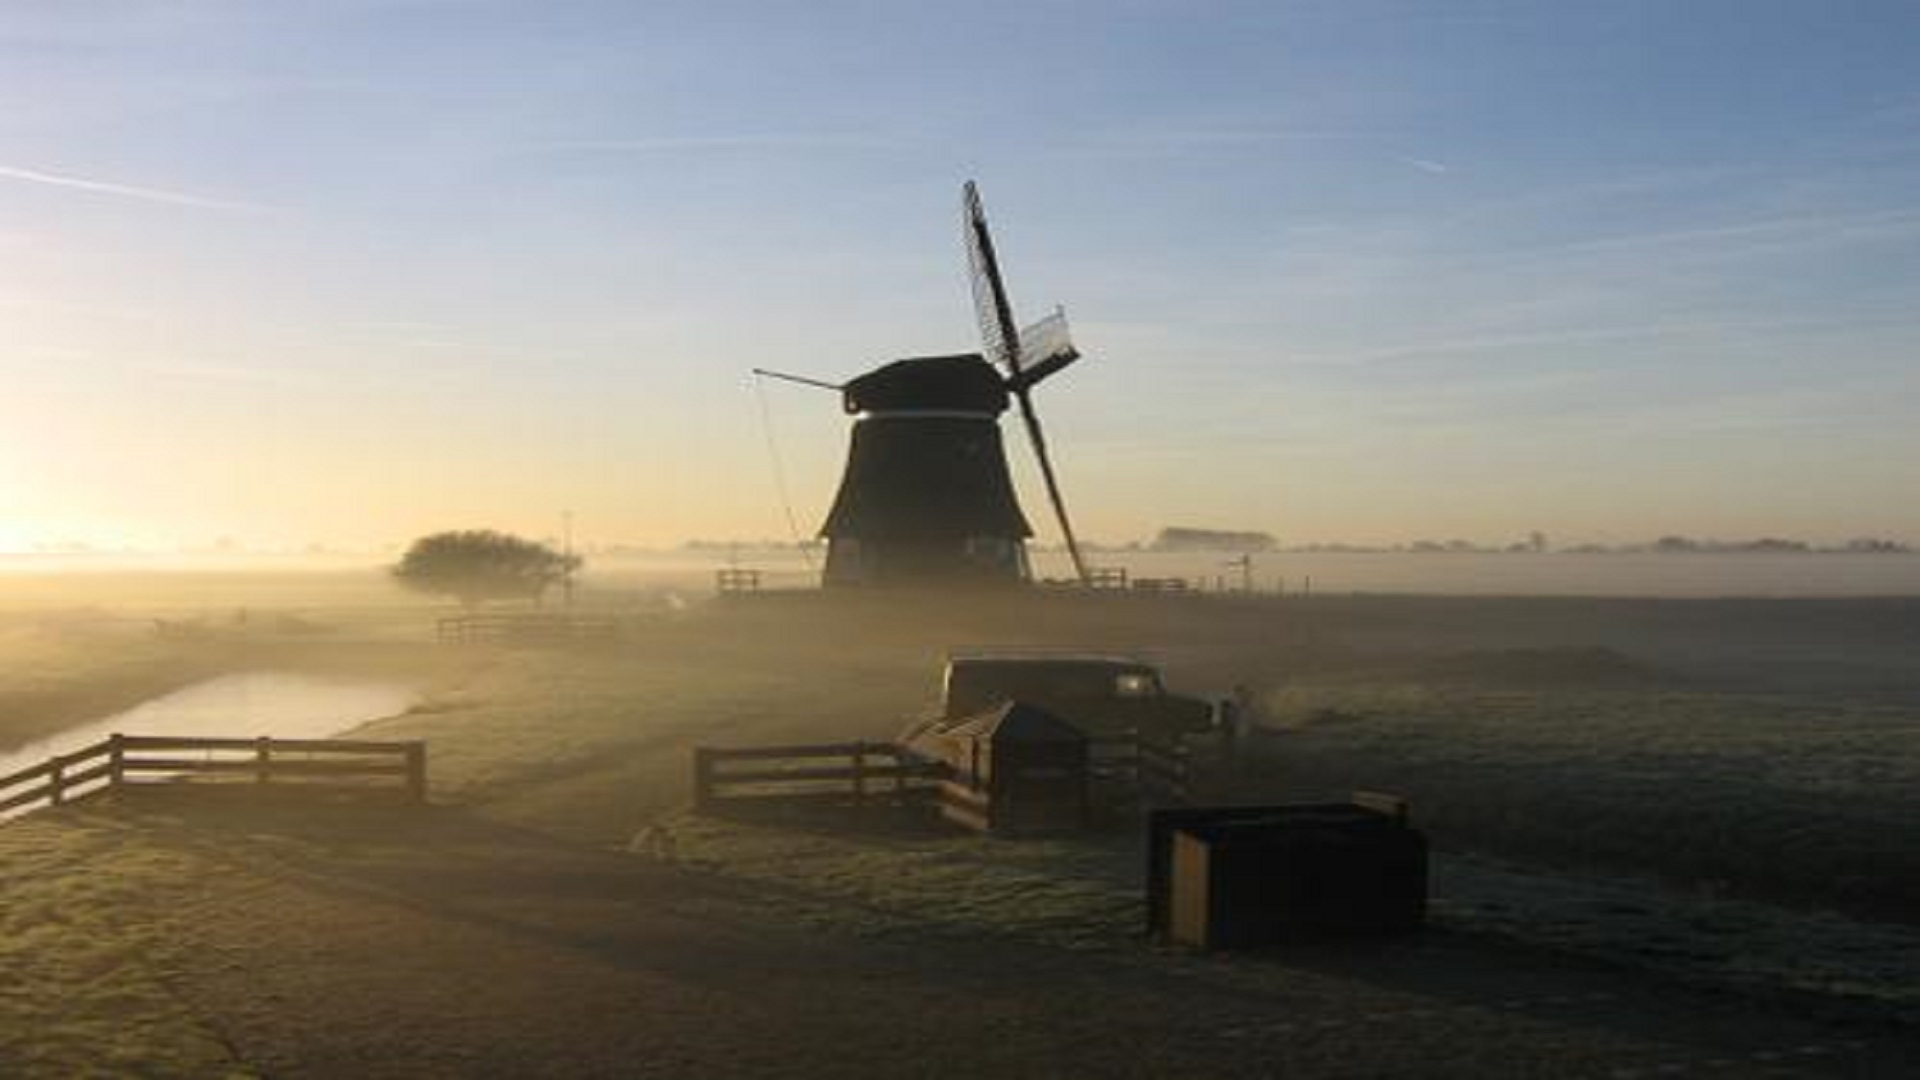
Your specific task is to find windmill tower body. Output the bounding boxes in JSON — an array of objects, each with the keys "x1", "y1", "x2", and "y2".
[{"x1": 820, "y1": 354, "x2": 1033, "y2": 587}]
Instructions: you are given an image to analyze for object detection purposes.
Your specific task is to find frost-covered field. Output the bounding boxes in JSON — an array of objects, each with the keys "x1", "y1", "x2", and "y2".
[{"x1": 3, "y1": 577, "x2": 1918, "y2": 1071}]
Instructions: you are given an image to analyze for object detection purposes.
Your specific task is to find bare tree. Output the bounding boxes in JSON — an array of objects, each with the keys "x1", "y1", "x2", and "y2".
[{"x1": 392, "y1": 529, "x2": 581, "y2": 608}]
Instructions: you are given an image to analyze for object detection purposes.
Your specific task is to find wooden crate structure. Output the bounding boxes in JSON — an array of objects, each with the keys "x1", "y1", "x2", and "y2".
[
  {"x1": 1148, "y1": 799, "x2": 1426, "y2": 949},
  {"x1": 928, "y1": 701, "x2": 1090, "y2": 834}
]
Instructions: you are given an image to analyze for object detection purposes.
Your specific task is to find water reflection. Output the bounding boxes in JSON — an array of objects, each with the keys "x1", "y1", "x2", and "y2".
[{"x1": 0, "y1": 671, "x2": 420, "y2": 779}]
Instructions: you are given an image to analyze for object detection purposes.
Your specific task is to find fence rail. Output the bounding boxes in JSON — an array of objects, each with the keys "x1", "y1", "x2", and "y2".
[
  {"x1": 695, "y1": 730, "x2": 1198, "y2": 820},
  {"x1": 436, "y1": 613, "x2": 620, "y2": 644},
  {"x1": 1088, "y1": 732, "x2": 1193, "y2": 804},
  {"x1": 0, "y1": 734, "x2": 427, "y2": 819},
  {"x1": 936, "y1": 778, "x2": 994, "y2": 831},
  {"x1": 692, "y1": 741, "x2": 947, "y2": 810}
]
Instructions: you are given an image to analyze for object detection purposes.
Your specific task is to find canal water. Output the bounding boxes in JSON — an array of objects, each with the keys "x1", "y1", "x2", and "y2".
[{"x1": 0, "y1": 670, "x2": 421, "y2": 782}]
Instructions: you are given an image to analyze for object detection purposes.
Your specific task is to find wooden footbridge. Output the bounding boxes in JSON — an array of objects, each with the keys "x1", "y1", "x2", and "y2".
[{"x1": 0, "y1": 735, "x2": 427, "y2": 820}]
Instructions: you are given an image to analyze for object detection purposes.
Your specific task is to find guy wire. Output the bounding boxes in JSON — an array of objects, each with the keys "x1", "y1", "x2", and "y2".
[{"x1": 752, "y1": 373, "x2": 817, "y2": 569}]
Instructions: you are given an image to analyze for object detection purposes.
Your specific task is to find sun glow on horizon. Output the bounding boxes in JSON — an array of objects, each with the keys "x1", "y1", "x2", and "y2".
[{"x1": 1, "y1": 5, "x2": 1918, "y2": 552}]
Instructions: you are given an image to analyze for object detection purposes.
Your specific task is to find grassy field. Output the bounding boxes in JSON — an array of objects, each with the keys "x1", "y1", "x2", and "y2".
[
  {"x1": 10, "y1": 579, "x2": 1914, "y2": 918},
  {"x1": 2, "y1": 573, "x2": 1919, "y2": 1073},
  {"x1": 339, "y1": 591, "x2": 1920, "y2": 919},
  {"x1": 31, "y1": 788, "x2": 1876, "y2": 1079},
  {"x1": 1249, "y1": 674, "x2": 1920, "y2": 921},
  {"x1": 0, "y1": 813, "x2": 242, "y2": 1075}
]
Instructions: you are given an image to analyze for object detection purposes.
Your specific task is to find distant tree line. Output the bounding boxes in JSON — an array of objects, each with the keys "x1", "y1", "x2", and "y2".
[
  {"x1": 1290, "y1": 535, "x2": 1912, "y2": 555},
  {"x1": 611, "y1": 532, "x2": 1915, "y2": 558},
  {"x1": 1106, "y1": 533, "x2": 1911, "y2": 556},
  {"x1": 679, "y1": 539, "x2": 824, "y2": 554}
]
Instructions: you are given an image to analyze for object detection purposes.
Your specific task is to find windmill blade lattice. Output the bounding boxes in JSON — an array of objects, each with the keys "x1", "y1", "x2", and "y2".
[
  {"x1": 962, "y1": 181, "x2": 1091, "y2": 586},
  {"x1": 965, "y1": 181, "x2": 1021, "y2": 374}
]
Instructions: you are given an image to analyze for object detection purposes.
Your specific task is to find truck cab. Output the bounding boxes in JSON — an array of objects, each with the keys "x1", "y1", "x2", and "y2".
[{"x1": 936, "y1": 652, "x2": 1215, "y2": 738}]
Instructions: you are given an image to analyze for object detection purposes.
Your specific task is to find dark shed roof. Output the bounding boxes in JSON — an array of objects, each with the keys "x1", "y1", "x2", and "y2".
[{"x1": 945, "y1": 700, "x2": 1087, "y2": 743}]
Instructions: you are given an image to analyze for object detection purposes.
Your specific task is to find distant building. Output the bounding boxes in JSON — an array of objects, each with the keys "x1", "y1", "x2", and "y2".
[{"x1": 1150, "y1": 527, "x2": 1278, "y2": 553}]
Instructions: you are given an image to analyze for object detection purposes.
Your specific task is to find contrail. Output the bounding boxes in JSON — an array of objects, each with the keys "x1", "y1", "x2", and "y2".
[
  {"x1": 0, "y1": 164, "x2": 255, "y2": 210},
  {"x1": 542, "y1": 134, "x2": 908, "y2": 153}
]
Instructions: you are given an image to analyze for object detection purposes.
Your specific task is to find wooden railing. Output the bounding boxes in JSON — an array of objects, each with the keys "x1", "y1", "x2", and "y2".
[
  {"x1": 436, "y1": 613, "x2": 620, "y2": 644},
  {"x1": 1088, "y1": 732, "x2": 1193, "y2": 805},
  {"x1": 692, "y1": 741, "x2": 948, "y2": 810},
  {"x1": 715, "y1": 568, "x2": 762, "y2": 595},
  {"x1": 0, "y1": 734, "x2": 427, "y2": 819},
  {"x1": 933, "y1": 779, "x2": 994, "y2": 831},
  {"x1": 695, "y1": 730, "x2": 1198, "y2": 822}
]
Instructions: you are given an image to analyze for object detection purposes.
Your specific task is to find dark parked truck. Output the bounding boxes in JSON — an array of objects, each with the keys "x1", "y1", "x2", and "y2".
[{"x1": 934, "y1": 652, "x2": 1216, "y2": 739}]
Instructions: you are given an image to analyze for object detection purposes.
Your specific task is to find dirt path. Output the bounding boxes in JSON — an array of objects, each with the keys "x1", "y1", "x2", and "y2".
[{"x1": 4, "y1": 789, "x2": 1906, "y2": 1078}]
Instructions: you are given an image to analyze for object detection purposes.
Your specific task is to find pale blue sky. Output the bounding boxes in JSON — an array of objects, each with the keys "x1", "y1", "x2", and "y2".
[{"x1": 2, "y1": 1, "x2": 1918, "y2": 550}]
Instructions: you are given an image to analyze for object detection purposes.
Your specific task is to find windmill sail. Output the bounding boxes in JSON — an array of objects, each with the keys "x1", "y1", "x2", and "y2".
[
  {"x1": 965, "y1": 182, "x2": 1019, "y2": 372},
  {"x1": 1019, "y1": 308, "x2": 1078, "y2": 368},
  {"x1": 1012, "y1": 308, "x2": 1080, "y2": 391},
  {"x1": 962, "y1": 181, "x2": 1091, "y2": 586}
]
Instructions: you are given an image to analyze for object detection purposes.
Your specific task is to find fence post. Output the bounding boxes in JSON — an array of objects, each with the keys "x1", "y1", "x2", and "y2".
[
  {"x1": 108, "y1": 734, "x2": 125, "y2": 788},
  {"x1": 255, "y1": 736, "x2": 272, "y2": 785},
  {"x1": 692, "y1": 748, "x2": 715, "y2": 811},
  {"x1": 1217, "y1": 698, "x2": 1239, "y2": 763},
  {"x1": 851, "y1": 743, "x2": 867, "y2": 806},
  {"x1": 1078, "y1": 750, "x2": 1092, "y2": 827},
  {"x1": 405, "y1": 743, "x2": 428, "y2": 803},
  {"x1": 48, "y1": 756, "x2": 65, "y2": 806}
]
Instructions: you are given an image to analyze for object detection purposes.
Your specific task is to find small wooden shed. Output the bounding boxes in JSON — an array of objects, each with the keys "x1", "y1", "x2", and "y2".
[
  {"x1": 1149, "y1": 800, "x2": 1427, "y2": 949},
  {"x1": 930, "y1": 701, "x2": 1090, "y2": 833}
]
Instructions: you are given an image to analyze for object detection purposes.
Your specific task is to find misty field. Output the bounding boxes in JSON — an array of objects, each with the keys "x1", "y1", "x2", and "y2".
[
  {"x1": 3, "y1": 573, "x2": 1919, "y2": 1073},
  {"x1": 1254, "y1": 676, "x2": 1920, "y2": 919},
  {"x1": 5, "y1": 577, "x2": 1918, "y2": 916}
]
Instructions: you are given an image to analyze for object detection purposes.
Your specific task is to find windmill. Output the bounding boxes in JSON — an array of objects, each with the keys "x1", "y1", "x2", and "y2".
[{"x1": 754, "y1": 181, "x2": 1091, "y2": 588}]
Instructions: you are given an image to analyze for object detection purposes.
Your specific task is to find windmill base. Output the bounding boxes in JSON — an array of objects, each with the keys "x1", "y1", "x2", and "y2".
[{"x1": 822, "y1": 536, "x2": 1031, "y2": 588}]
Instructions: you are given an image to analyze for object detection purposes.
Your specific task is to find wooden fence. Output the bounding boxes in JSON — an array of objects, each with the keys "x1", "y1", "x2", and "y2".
[
  {"x1": 0, "y1": 734, "x2": 427, "y2": 819},
  {"x1": 715, "y1": 568, "x2": 762, "y2": 595},
  {"x1": 691, "y1": 741, "x2": 948, "y2": 810},
  {"x1": 694, "y1": 731, "x2": 1196, "y2": 820},
  {"x1": 436, "y1": 613, "x2": 620, "y2": 644},
  {"x1": 1088, "y1": 733, "x2": 1194, "y2": 805}
]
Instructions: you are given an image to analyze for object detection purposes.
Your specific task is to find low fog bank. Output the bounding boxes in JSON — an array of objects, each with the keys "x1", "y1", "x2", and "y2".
[
  {"x1": 11, "y1": 548, "x2": 1920, "y2": 606},
  {"x1": 554, "y1": 548, "x2": 1920, "y2": 598},
  {"x1": 5, "y1": 575, "x2": 1918, "y2": 986}
]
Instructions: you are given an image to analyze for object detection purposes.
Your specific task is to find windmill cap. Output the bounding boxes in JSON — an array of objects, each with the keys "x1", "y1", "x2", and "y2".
[{"x1": 844, "y1": 354, "x2": 1008, "y2": 415}]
